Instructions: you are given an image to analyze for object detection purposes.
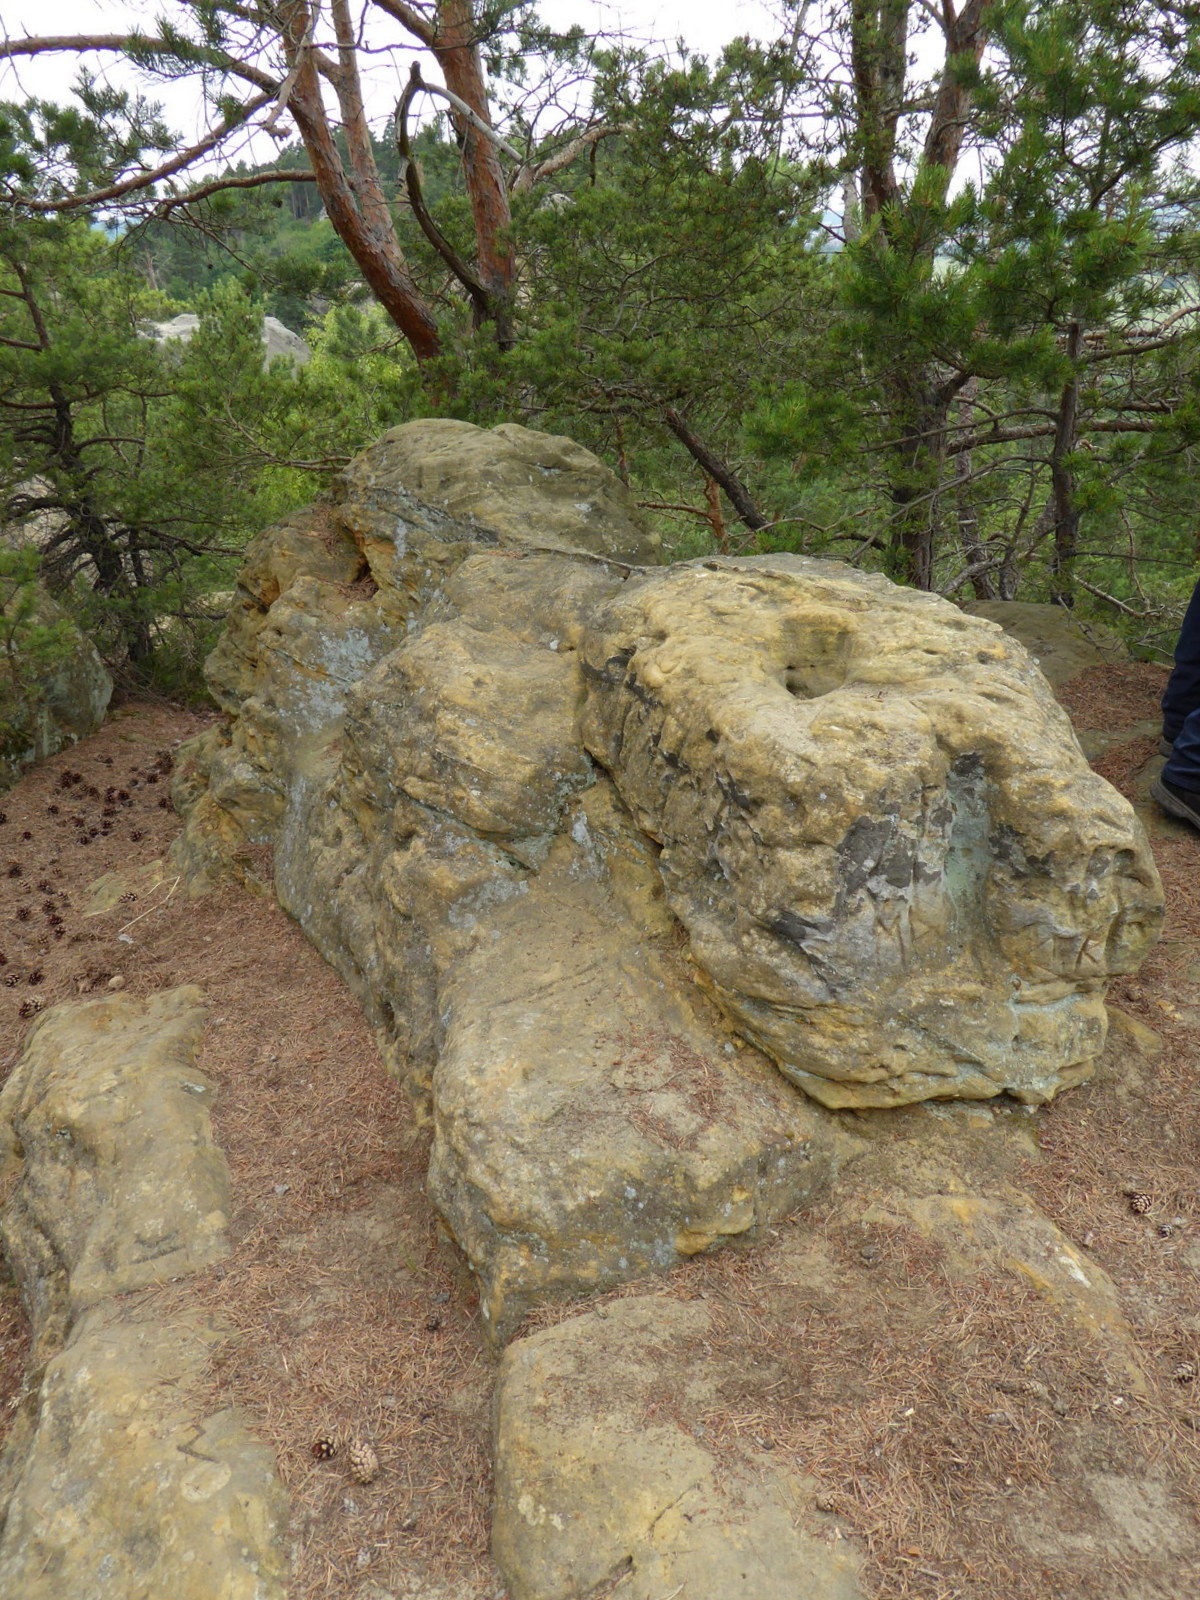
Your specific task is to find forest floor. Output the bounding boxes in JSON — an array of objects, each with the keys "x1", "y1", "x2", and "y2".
[{"x1": 1, "y1": 663, "x2": 1199, "y2": 1600}]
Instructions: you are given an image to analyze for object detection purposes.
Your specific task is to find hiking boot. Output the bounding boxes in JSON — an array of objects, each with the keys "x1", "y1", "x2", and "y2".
[
  {"x1": 1151, "y1": 774, "x2": 1200, "y2": 829},
  {"x1": 1159, "y1": 735, "x2": 1175, "y2": 757}
]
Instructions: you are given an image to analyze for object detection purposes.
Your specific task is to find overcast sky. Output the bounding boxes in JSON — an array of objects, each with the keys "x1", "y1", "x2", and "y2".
[{"x1": 1, "y1": 0, "x2": 787, "y2": 167}]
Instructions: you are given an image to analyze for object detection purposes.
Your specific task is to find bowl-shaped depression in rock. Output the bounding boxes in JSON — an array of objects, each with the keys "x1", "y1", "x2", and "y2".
[{"x1": 580, "y1": 555, "x2": 1163, "y2": 1108}]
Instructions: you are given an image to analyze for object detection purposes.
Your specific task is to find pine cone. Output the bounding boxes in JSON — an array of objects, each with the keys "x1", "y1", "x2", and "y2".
[
  {"x1": 348, "y1": 1439, "x2": 379, "y2": 1484},
  {"x1": 1127, "y1": 1192, "x2": 1153, "y2": 1215},
  {"x1": 311, "y1": 1437, "x2": 337, "y2": 1461},
  {"x1": 1173, "y1": 1361, "x2": 1197, "y2": 1384}
]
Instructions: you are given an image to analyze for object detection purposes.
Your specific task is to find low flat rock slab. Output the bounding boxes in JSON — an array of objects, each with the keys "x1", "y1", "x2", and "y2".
[
  {"x1": 493, "y1": 1295, "x2": 865, "y2": 1600},
  {"x1": 0, "y1": 987, "x2": 229, "y2": 1344},
  {"x1": 0, "y1": 986, "x2": 288, "y2": 1598},
  {"x1": 0, "y1": 1300, "x2": 288, "y2": 1600}
]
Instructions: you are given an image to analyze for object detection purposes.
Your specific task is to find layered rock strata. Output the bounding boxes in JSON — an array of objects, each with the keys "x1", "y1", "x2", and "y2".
[
  {"x1": 0, "y1": 989, "x2": 287, "y2": 1599},
  {"x1": 173, "y1": 417, "x2": 1161, "y2": 1336}
]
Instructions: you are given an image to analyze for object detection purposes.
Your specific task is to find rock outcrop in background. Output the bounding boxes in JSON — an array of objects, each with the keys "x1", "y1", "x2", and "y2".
[
  {"x1": 173, "y1": 418, "x2": 1162, "y2": 1340},
  {"x1": 144, "y1": 311, "x2": 311, "y2": 368},
  {"x1": 0, "y1": 584, "x2": 111, "y2": 794}
]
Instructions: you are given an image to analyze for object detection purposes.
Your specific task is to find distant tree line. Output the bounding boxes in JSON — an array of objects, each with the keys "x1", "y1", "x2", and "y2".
[{"x1": 0, "y1": 0, "x2": 1198, "y2": 681}]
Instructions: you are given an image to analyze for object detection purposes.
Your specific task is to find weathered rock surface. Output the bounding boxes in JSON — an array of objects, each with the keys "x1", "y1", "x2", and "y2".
[
  {"x1": 0, "y1": 988, "x2": 287, "y2": 1599},
  {"x1": 0, "y1": 1301, "x2": 287, "y2": 1600},
  {"x1": 422, "y1": 782, "x2": 837, "y2": 1341},
  {"x1": 581, "y1": 556, "x2": 1162, "y2": 1107},
  {"x1": 492, "y1": 1295, "x2": 866, "y2": 1600},
  {"x1": 0, "y1": 584, "x2": 111, "y2": 792},
  {"x1": 353, "y1": 418, "x2": 662, "y2": 565},
  {"x1": 174, "y1": 419, "x2": 1161, "y2": 1343},
  {"x1": 177, "y1": 422, "x2": 838, "y2": 1340},
  {"x1": 0, "y1": 988, "x2": 228, "y2": 1355}
]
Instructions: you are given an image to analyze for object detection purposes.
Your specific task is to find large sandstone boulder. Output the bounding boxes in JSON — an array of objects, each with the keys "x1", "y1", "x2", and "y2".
[
  {"x1": 173, "y1": 418, "x2": 1160, "y2": 1342},
  {"x1": 421, "y1": 781, "x2": 836, "y2": 1341},
  {"x1": 963, "y1": 599, "x2": 1128, "y2": 686},
  {"x1": 580, "y1": 557, "x2": 1163, "y2": 1108}
]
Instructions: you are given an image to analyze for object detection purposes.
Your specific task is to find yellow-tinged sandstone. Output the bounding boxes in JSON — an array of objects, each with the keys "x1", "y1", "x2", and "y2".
[
  {"x1": 0, "y1": 988, "x2": 287, "y2": 1599},
  {"x1": 581, "y1": 554, "x2": 1163, "y2": 1108},
  {"x1": 0, "y1": 988, "x2": 228, "y2": 1342},
  {"x1": 493, "y1": 1295, "x2": 865, "y2": 1600},
  {"x1": 0, "y1": 1303, "x2": 287, "y2": 1600}
]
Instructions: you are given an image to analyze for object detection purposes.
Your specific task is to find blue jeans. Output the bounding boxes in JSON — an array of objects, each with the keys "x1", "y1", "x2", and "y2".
[{"x1": 1163, "y1": 576, "x2": 1200, "y2": 788}]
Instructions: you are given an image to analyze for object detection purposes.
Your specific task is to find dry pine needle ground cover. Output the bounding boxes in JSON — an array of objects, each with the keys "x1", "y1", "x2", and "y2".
[
  {"x1": 0, "y1": 700, "x2": 499, "y2": 1599},
  {"x1": 0, "y1": 663, "x2": 1199, "y2": 1600}
]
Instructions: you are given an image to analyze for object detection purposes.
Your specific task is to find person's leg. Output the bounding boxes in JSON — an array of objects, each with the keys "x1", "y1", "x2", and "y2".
[
  {"x1": 1164, "y1": 707, "x2": 1200, "y2": 786},
  {"x1": 1153, "y1": 704, "x2": 1200, "y2": 827},
  {"x1": 1162, "y1": 577, "x2": 1200, "y2": 743}
]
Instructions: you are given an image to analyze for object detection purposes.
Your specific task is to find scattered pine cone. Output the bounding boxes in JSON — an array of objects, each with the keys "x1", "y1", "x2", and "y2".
[
  {"x1": 348, "y1": 1439, "x2": 379, "y2": 1484},
  {"x1": 311, "y1": 1437, "x2": 337, "y2": 1461},
  {"x1": 1174, "y1": 1361, "x2": 1197, "y2": 1384},
  {"x1": 18, "y1": 999, "x2": 43, "y2": 1018},
  {"x1": 15, "y1": 907, "x2": 30, "y2": 921},
  {"x1": 119, "y1": 893, "x2": 137, "y2": 904},
  {"x1": 1128, "y1": 1192, "x2": 1153, "y2": 1215}
]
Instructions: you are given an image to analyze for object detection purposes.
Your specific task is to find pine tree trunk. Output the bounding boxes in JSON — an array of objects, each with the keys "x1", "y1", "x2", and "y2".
[{"x1": 1049, "y1": 322, "x2": 1082, "y2": 608}]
